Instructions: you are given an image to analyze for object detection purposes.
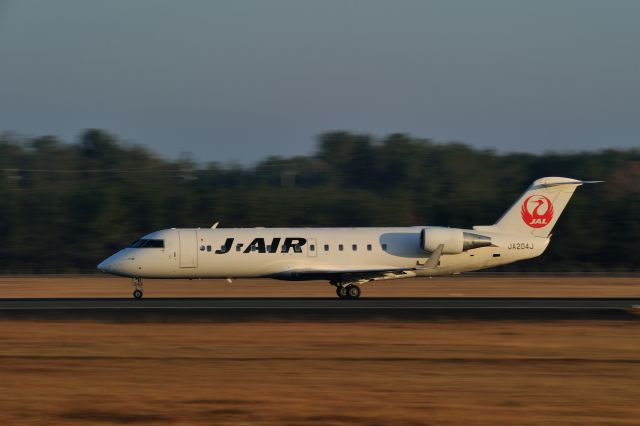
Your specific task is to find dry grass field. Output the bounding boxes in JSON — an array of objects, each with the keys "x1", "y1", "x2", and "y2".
[
  {"x1": 0, "y1": 275, "x2": 639, "y2": 298},
  {"x1": 1, "y1": 320, "x2": 639, "y2": 425},
  {"x1": 1, "y1": 276, "x2": 639, "y2": 425}
]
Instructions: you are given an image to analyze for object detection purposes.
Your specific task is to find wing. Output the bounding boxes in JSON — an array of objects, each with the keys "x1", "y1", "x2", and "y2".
[
  {"x1": 264, "y1": 245, "x2": 444, "y2": 282},
  {"x1": 266, "y1": 265, "x2": 415, "y2": 281}
]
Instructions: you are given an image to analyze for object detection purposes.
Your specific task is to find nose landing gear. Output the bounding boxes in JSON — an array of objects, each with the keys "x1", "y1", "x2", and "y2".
[{"x1": 132, "y1": 278, "x2": 144, "y2": 299}]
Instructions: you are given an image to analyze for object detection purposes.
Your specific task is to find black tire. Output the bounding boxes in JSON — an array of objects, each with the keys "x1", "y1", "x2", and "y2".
[
  {"x1": 133, "y1": 289, "x2": 143, "y2": 299},
  {"x1": 336, "y1": 286, "x2": 348, "y2": 299},
  {"x1": 346, "y1": 284, "x2": 361, "y2": 299}
]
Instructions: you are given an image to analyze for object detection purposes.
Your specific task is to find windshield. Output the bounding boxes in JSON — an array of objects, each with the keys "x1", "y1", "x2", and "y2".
[{"x1": 129, "y1": 239, "x2": 164, "y2": 248}]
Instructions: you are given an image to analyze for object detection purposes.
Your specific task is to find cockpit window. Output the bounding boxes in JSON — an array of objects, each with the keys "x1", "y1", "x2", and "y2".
[{"x1": 129, "y1": 239, "x2": 164, "y2": 248}]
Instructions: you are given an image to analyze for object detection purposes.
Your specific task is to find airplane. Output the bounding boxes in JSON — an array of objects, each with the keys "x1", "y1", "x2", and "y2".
[{"x1": 97, "y1": 177, "x2": 599, "y2": 299}]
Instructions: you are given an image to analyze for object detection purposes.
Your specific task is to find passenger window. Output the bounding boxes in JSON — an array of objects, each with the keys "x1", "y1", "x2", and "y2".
[
  {"x1": 367, "y1": 244, "x2": 372, "y2": 251},
  {"x1": 324, "y1": 244, "x2": 329, "y2": 251},
  {"x1": 266, "y1": 245, "x2": 271, "y2": 252},
  {"x1": 310, "y1": 244, "x2": 315, "y2": 251},
  {"x1": 236, "y1": 244, "x2": 243, "y2": 252},
  {"x1": 339, "y1": 244, "x2": 343, "y2": 251},
  {"x1": 207, "y1": 245, "x2": 212, "y2": 252},
  {"x1": 352, "y1": 244, "x2": 357, "y2": 251}
]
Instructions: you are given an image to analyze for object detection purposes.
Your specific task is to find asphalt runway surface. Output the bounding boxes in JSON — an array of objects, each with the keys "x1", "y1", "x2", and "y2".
[{"x1": 0, "y1": 297, "x2": 639, "y2": 321}]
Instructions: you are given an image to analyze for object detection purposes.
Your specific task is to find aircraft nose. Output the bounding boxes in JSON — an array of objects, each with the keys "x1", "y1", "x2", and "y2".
[
  {"x1": 97, "y1": 259, "x2": 112, "y2": 273},
  {"x1": 97, "y1": 251, "x2": 135, "y2": 277},
  {"x1": 97, "y1": 253, "x2": 122, "y2": 273}
]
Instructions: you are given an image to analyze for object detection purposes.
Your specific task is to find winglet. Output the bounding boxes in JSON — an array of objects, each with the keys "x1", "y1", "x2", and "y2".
[
  {"x1": 211, "y1": 222, "x2": 219, "y2": 229},
  {"x1": 421, "y1": 244, "x2": 444, "y2": 269}
]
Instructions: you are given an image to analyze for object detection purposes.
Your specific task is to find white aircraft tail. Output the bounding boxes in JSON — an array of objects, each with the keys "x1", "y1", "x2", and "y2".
[{"x1": 487, "y1": 177, "x2": 600, "y2": 238}]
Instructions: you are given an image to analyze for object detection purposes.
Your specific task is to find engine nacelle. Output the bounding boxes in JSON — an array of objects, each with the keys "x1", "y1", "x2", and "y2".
[{"x1": 420, "y1": 227, "x2": 492, "y2": 254}]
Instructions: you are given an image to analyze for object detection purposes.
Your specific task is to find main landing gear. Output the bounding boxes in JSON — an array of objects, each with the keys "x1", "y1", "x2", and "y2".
[
  {"x1": 132, "y1": 277, "x2": 144, "y2": 299},
  {"x1": 335, "y1": 283, "x2": 361, "y2": 299}
]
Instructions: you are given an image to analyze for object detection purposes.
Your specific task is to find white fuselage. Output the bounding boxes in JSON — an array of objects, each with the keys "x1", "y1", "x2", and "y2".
[
  {"x1": 97, "y1": 177, "x2": 594, "y2": 299},
  {"x1": 98, "y1": 227, "x2": 549, "y2": 280}
]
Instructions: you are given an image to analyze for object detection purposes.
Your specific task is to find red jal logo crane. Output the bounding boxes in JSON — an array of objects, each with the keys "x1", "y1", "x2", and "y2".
[{"x1": 521, "y1": 195, "x2": 554, "y2": 228}]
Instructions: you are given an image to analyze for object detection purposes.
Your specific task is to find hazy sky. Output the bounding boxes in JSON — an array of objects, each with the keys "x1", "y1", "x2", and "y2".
[{"x1": 1, "y1": 1, "x2": 638, "y2": 163}]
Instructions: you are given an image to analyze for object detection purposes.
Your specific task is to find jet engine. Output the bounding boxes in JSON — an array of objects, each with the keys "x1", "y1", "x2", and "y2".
[{"x1": 420, "y1": 227, "x2": 492, "y2": 254}]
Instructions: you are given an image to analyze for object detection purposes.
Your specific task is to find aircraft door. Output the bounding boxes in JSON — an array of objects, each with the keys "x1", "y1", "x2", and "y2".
[
  {"x1": 307, "y1": 238, "x2": 317, "y2": 257},
  {"x1": 179, "y1": 230, "x2": 198, "y2": 268}
]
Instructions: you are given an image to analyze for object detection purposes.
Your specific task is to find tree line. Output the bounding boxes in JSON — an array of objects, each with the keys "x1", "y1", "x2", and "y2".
[{"x1": 1, "y1": 129, "x2": 638, "y2": 273}]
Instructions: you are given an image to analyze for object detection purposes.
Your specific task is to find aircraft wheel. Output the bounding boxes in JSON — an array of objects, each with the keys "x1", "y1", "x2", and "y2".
[
  {"x1": 336, "y1": 286, "x2": 348, "y2": 299},
  {"x1": 346, "y1": 284, "x2": 361, "y2": 299},
  {"x1": 133, "y1": 289, "x2": 143, "y2": 299}
]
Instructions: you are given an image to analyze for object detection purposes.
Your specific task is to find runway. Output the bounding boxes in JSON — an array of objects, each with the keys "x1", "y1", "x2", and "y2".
[{"x1": 1, "y1": 297, "x2": 639, "y2": 321}]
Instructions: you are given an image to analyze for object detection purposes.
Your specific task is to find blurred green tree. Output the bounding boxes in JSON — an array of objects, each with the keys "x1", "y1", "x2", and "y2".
[{"x1": 0, "y1": 129, "x2": 638, "y2": 273}]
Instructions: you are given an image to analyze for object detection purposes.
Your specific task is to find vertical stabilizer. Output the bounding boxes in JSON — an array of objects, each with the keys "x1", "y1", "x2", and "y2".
[{"x1": 493, "y1": 177, "x2": 595, "y2": 237}]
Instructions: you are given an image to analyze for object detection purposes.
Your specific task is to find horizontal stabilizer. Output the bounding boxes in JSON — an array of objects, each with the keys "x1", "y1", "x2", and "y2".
[{"x1": 533, "y1": 179, "x2": 603, "y2": 188}]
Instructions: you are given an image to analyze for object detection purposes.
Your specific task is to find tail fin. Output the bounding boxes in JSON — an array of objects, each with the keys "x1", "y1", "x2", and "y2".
[{"x1": 490, "y1": 177, "x2": 600, "y2": 237}]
